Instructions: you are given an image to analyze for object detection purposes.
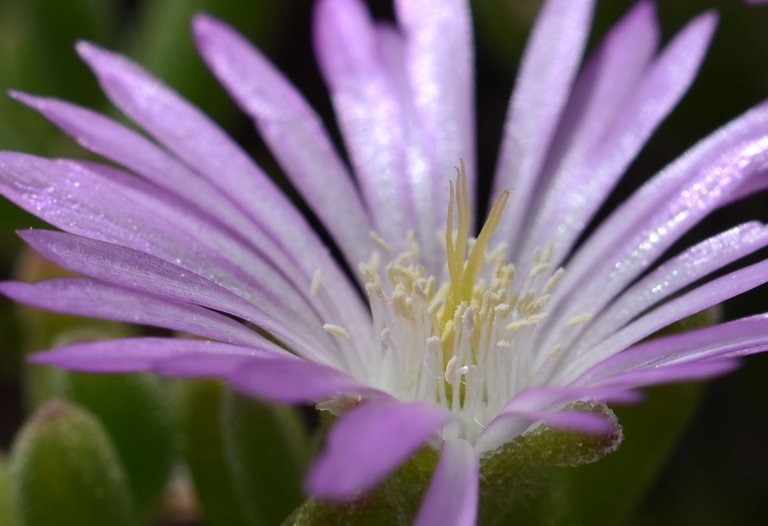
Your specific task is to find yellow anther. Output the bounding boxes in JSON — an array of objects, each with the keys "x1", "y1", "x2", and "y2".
[
  {"x1": 310, "y1": 269, "x2": 322, "y2": 297},
  {"x1": 566, "y1": 312, "x2": 593, "y2": 326},
  {"x1": 323, "y1": 324, "x2": 349, "y2": 338},
  {"x1": 370, "y1": 230, "x2": 391, "y2": 253}
]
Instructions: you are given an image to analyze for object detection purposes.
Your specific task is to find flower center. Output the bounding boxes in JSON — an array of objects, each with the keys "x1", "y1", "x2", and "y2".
[{"x1": 358, "y1": 165, "x2": 574, "y2": 442}]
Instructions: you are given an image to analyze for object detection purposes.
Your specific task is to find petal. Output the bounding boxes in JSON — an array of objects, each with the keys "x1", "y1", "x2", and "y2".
[
  {"x1": 541, "y1": 120, "x2": 768, "y2": 353},
  {"x1": 394, "y1": 0, "x2": 475, "y2": 240},
  {"x1": 30, "y1": 337, "x2": 285, "y2": 374},
  {"x1": 9, "y1": 91, "x2": 268, "y2": 255},
  {"x1": 227, "y1": 358, "x2": 379, "y2": 404},
  {"x1": 492, "y1": 0, "x2": 596, "y2": 253},
  {"x1": 19, "y1": 230, "x2": 325, "y2": 360},
  {"x1": 76, "y1": 41, "x2": 373, "y2": 351},
  {"x1": 528, "y1": 8, "x2": 717, "y2": 264},
  {"x1": 577, "y1": 314, "x2": 768, "y2": 384},
  {"x1": 0, "y1": 278, "x2": 267, "y2": 348},
  {"x1": 555, "y1": 259, "x2": 768, "y2": 383},
  {"x1": 593, "y1": 360, "x2": 741, "y2": 391},
  {"x1": 575, "y1": 222, "x2": 768, "y2": 350},
  {"x1": 551, "y1": 104, "x2": 768, "y2": 322},
  {"x1": 414, "y1": 439, "x2": 478, "y2": 526},
  {"x1": 307, "y1": 399, "x2": 452, "y2": 500},
  {"x1": 313, "y1": 0, "x2": 420, "y2": 254},
  {"x1": 191, "y1": 15, "x2": 374, "y2": 269},
  {"x1": 0, "y1": 154, "x2": 331, "y2": 342}
]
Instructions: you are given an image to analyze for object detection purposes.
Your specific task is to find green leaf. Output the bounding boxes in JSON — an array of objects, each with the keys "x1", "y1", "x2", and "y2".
[
  {"x1": 223, "y1": 392, "x2": 309, "y2": 525},
  {"x1": 9, "y1": 399, "x2": 134, "y2": 526},
  {"x1": 0, "y1": 455, "x2": 19, "y2": 526},
  {"x1": 177, "y1": 380, "x2": 253, "y2": 526},
  {"x1": 64, "y1": 371, "x2": 175, "y2": 520}
]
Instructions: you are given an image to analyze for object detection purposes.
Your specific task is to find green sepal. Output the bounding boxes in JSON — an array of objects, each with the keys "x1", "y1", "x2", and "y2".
[
  {"x1": 0, "y1": 455, "x2": 19, "y2": 526},
  {"x1": 496, "y1": 308, "x2": 719, "y2": 525},
  {"x1": 480, "y1": 402, "x2": 623, "y2": 525},
  {"x1": 285, "y1": 447, "x2": 439, "y2": 526},
  {"x1": 222, "y1": 391, "x2": 309, "y2": 525},
  {"x1": 9, "y1": 399, "x2": 134, "y2": 526},
  {"x1": 506, "y1": 383, "x2": 701, "y2": 526},
  {"x1": 176, "y1": 380, "x2": 253, "y2": 526}
]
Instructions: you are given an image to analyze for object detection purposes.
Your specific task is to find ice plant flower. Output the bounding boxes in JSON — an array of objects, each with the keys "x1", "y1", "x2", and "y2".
[{"x1": 2, "y1": 0, "x2": 768, "y2": 523}]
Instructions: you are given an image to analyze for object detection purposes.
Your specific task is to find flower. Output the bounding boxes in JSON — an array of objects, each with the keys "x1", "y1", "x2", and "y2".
[{"x1": 2, "y1": 0, "x2": 768, "y2": 523}]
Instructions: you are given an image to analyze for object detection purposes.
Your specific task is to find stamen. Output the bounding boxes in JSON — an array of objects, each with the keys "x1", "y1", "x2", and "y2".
[
  {"x1": 370, "y1": 230, "x2": 391, "y2": 253},
  {"x1": 310, "y1": 269, "x2": 322, "y2": 297},
  {"x1": 355, "y1": 165, "x2": 583, "y2": 442},
  {"x1": 322, "y1": 324, "x2": 349, "y2": 338},
  {"x1": 566, "y1": 313, "x2": 594, "y2": 326}
]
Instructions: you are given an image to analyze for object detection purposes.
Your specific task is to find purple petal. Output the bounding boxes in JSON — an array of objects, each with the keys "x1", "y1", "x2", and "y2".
[
  {"x1": 0, "y1": 154, "x2": 342, "y2": 351},
  {"x1": 492, "y1": 0, "x2": 596, "y2": 253},
  {"x1": 75, "y1": 41, "x2": 374, "y2": 350},
  {"x1": 313, "y1": 0, "x2": 417, "y2": 251},
  {"x1": 555, "y1": 259, "x2": 768, "y2": 383},
  {"x1": 307, "y1": 399, "x2": 452, "y2": 500},
  {"x1": 540, "y1": 110, "x2": 768, "y2": 354},
  {"x1": 30, "y1": 337, "x2": 284, "y2": 374},
  {"x1": 576, "y1": 222, "x2": 768, "y2": 350},
  {"x1": 9, "y1": 92, "x2": 267, "y2": 253},
  {"x1": 19, "y1": 230, "x2": 324, "y2": 359},
  {"x1": 191, "y1": 15, "x2": 374, "y2": 269},
  {"x1": 577, "y1": 315, "x2": 768, "y2": 384},
  {"x1": 414, "y1": 439, "x2": 478, "y2": 526},
  {"x1": 228, "y1": 358, "x2": 379, "y2": 404},
  {"x1": 0, "y1": 278, "x2": 267, "y2": 348},
  {"x1": 393, "y1": 0, "x2": 475, "y2": 243},
  {"x1": 528, "y1": 8, "x2": 716, "y2": 265},
  {"x1": 593, "y1": 360, "x2": 741, "y2": 391},
  {"x1": 10, "y1": 91, "x2": 347, "y2": 315}
]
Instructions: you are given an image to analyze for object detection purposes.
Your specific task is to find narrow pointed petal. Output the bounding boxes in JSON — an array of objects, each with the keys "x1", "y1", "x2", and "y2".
[
  {"x1": 228, "y1": 358, "x2": 379, "y2": 404},
  {"x1": 192, "y1": 15, "x2": 374, "y2": 269},
  {"x1": 594, "y1": 360, "x2": 740, "y2": 391},
  {"x1": 19, "y1": 230, "x2": 325, "y2": 359},
  {"x1": 0, "y1": 278, "x2": 266, "y2": 347},
  {"x1": 313, "y1": 0, "x2": 417, "y2": 248},
  {"x1": 542, "y1": 112, "x2": 768, "y2": 350},
  {"x1": 528, "y1": 9, "x2": 718, "y2": 263},
  {"x1": 577, "y1": 222, "x2": 768, "y2": 349},
  {"x1": 555, "y1": 259, "x2": 768, "y2": 383},
  {"x1": 553, "y1": 102, "x2": 768, "y2": 311},
  {"x1": 75, "y1": 41, "x2": 373, "y2": 349},
  {"x1": 307, "y1": 399, "x2": 452, "y2": 500},
  {"x1": 9, "y1": 91, "x2": 345, "y2": 317},
  {"x1": 578, "y1": 315, "x2": 768, "y2": 384},
  {"x1": 0, "y1": 153, "x2": 331, "y2": 341},
  {"x1": 30, "y1": 337, "x2": 285, "y2": 374},
  {"x1": 394, "y1": 0, "x2": 475, "y2": 230},
  {"x1": 414, "y1": 439, "x2": 478, "y2": 526},
  {"x1": 493, "y1": 0, "x2": 595, "y2": 253}
]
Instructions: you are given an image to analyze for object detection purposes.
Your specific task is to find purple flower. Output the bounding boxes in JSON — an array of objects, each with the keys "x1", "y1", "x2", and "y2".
[{"x1": 2, "y1": 0, "x2": 768, "y2": 523}]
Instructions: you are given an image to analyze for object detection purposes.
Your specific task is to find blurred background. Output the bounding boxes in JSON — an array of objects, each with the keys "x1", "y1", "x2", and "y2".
[{"x1": 0, "y1": 0, "x2": 766, "y2": 524}]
